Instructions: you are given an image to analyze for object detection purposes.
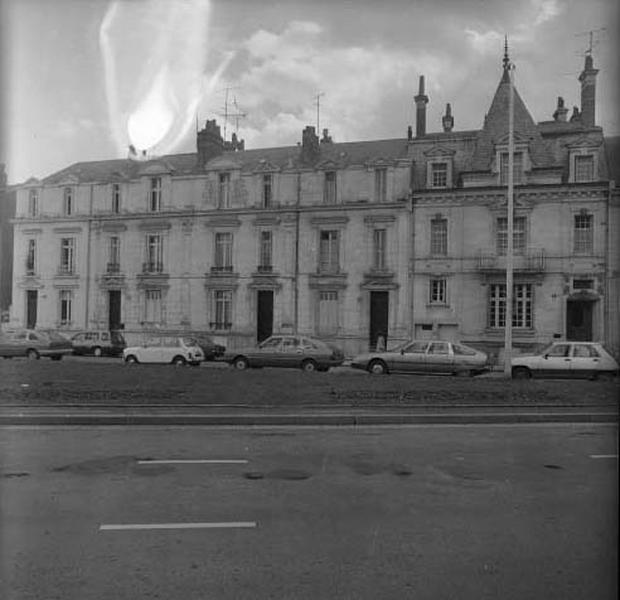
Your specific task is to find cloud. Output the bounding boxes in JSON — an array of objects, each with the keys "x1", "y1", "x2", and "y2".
[
  {"x1": 532, "y1": 0, "x2": 563, "y2": 26},
  {"x1": 464, "y1": 28, "x2": 504, "y2": 54}
]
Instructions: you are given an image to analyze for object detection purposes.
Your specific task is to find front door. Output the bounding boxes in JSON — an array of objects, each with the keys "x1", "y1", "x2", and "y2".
[
  {"x1": 256, "y1": 290, "x2": 273, "y2": 343},
  {"x1": 566, "y1": 300, "x2": 593, "y2": 341},
  {"x1": 26, "y1": 290, "x2": 37, "y2": 329},
  {"x1": 369, "y1": 291, "x2": 389, "y2": 350},
  {"x1": 108, "y1": 290, "x2": 122, "y2": 331}
]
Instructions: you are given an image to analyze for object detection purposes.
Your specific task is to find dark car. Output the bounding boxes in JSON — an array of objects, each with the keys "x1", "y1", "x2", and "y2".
[
  {"x1": 188, "y1": 333, "x2": 226, "y2": 360},
  {"x1": 223, "y1": 335, "x2": 344, "y2": 372},
  {"x1": 0, "y1": 328, "x2": 74, "y2": 360},
  {"x1": 71, "y1": 330, "x2": 126, "y2": 357}
]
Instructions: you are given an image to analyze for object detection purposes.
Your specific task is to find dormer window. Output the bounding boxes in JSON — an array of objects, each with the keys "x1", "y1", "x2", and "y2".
[
  {"x1": 423, "y1": 147, "x2": 454, "y2": 189},
  {"x1": 499, "y1": 152, "x2": 523, "y2": 185},
  {"x1": 149, "y1": 177, "x2": 162, "y2": 212},
  {"x1": 430, "y1": 162, "x2": 448, "y2": 188},
  {"x1": 28, "y1": 189, "x2": 38, "y2": 217},
  {"x1": 63, "y1": 187, "x2": 74, "y2": 216},
  {"x1": 574, "y1": 155, "x2": 594, "y2": 182},
  {"x1": 566, "y1": 139, "x2": 599, "y2": 183},
  {"x1": 218, "y1": 173, "x2": 231, "y2": 209}
]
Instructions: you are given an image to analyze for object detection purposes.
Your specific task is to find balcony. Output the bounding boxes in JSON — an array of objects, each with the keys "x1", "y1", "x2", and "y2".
[
  {"x1": 256, "y1": 265, "x2": 273, "y2": 273},
  {"x1": 106, "y1": 262, "x2": 121, "y2": 274},
  {"x1": 142, "y1": 261, "x2": 164, "y2": 274},
  {"x1": 56, "y1": 265, "x2": 76, "y2": 276},
  {"x1": 476, "y1": 248, "x2": 546, "y2": 273},
  {"x1": 209, "y1": 321, "x2": 232, "y2": 331},
  {"x1": 210, "y1": 265, "x2": 234, "y2": 273}
]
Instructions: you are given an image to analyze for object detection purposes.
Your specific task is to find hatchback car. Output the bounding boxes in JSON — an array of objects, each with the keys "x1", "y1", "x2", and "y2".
[
  {"x1": 511, "y1": 341, "x2": 619, "y2": 380},
  {"x1": 187, "y1": 333, "x2": 226, "y2": 361},
  {"x1": 71, "y1": 330, "x2": 126, "y2": 357},
  {"x1": 350, "y1": 339, "x2": 489, "y2": 376},
  {"x1": 123, "y1": 336, "x2": 204, "y2": 365},
  {"x1": 0, "y1": 328, "x2": 74, "y2": 360},
  {"x1": 224, "y1": 335, "x2": 344, "y2": 372}
]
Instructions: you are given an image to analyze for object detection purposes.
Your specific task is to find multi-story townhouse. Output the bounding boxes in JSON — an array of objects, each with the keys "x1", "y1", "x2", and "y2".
[{"x1": 10, "y1": 50, "x2": 620, "y2": 359}]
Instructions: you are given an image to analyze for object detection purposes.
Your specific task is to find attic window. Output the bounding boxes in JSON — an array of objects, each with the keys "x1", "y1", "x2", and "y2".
[
  {"x1": 324, "y1": 171, "x2": 337, "y2": 205},
  {"x1": 574, "y1": 155, "x2": 594, "y2": 183},
  {"x1": 63, "y1": 187, "x2": 74, "y2": 216},
  {"x1": 499, "y1": 152, "x2": 523, "y2": 185}
]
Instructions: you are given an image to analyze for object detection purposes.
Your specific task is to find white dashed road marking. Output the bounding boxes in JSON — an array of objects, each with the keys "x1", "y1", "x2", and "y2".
[
  {"x1": 99, "y1": 522, "x2": 257, "y2": 531},
  {"x1": 137, "y1": 459, "x2": 248, "y2": 464}
]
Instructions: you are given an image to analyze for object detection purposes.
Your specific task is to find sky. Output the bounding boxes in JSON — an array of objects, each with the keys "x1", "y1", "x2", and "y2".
[{"x1": 1, "y1": 0, "x2": 618, "y2": 185}]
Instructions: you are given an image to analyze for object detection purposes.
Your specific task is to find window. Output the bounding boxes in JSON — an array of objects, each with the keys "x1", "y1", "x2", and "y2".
[
  {"x1": 319, "y1": 230, "x2": 339, "y2": 273},
  {"x1": 453, "y1": 344, "x2": 477, "y2": 356},
  {"x1": 59, "y1": 238, "x2": 75, "y2": 274},
  {"x1": 429, "y1": 278, "x2": 447, "y2": 304},
  {"x1": 144, "y1": 289, "x2": 162, "y2": 323},
  {"x1": 149, "y1": 177, "x2": 162, "y2": 212},
  {"x1": 430, "y1": 162, "x2": 448, "y2": 188},
  {"x1": 262, "y1": 174, "x2": 272, "y2": 208},
  {"x1": 324, "y1": 171, "x2": 337, "y2": 204},
  {"x1": 573, "y1": 279, "x2": 594, "y2": 290},
  {"x1": 145, "y1": 234, "x2": 163, "y2": 272},
  {"x1": 427, "y1": 341, "x2": 450, "y2": 355},
  {"x1": 403, "y1": 341, "x2": 428, "y2": 354},
  {"x1": 218, "y1": 173, "x2": 231, "y2": 209},
  {"x1": 373, "y1": 229, "x2": 386, "y2": 270},
  {"x1": 499, "y1": 151, "x2": 523, "y2": 185},
  {"x1": 497, "y1": 216, "x2": 526, "y2": 255},
  {"x1": 318, "y1": 290, "x2": 338, "y2": 335},
  {"x1": 574, "y1": 155, "x2": 594, "y2": 183},
  {"x1": 214, "y1": 232, "x2": 233, "y2": 272},
  {"x1": 488, "y1": 283, "x2": 533, "y2": 328},
  {"x1": 59, "y1": 290, "x2": 72, "y2": 325},
  {"x1": 28, "y1": 190, "x2": 38, "y2": 217},
  {"x1": 573, "y1": 344, "x2": 599, "y2": 358},
  {"x1": 26, "y1": 239, "x2": 36, "y2": 275},
  {"x1": 63, "y1": 187, "x2": 74, "y2": 216},
  {"x1": 375, "y1": 168, "x2": 387, "y2": 202},
  {"x1": 112, "y1": 183, "x2": 121, "y2": 213},
  {"x1": 430, "y1": 217, "x2": 448, "y2": 256},
  {"x1": 573, "y1": 213, "x2": 593, "y2": 254},
  {"x1": 108, "y1": 236, "x2": 120, "y2": 272},
  {"x1": 546, "y1": 343, "x2": 570, "y2": 357},
  {"x1": 259, "y1": 231, "x2": 272, "y2": 271},
  {"x1": 213, "y1": 290, "x2": 232, "y2": 329}
]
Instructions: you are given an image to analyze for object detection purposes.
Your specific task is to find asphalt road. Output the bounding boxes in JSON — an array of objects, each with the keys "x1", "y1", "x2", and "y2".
[{"x1": 1, "y1": 424, "x2": 617, "y2": 599}]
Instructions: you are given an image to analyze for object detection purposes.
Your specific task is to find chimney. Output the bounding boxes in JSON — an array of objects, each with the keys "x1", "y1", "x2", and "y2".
[
  {"x1": 407, "y1": 125, "x2": 413, "y2": 141},
  {"x1": 300, "y1": 125, "x2": 320, "y2": 163},
  {"x1": 414, "y1": 76, "x2": 429, "y2": 137},
  {"x1": 552, "y1": 96, "x2": 568, "y2": 122},
  {"x1": 578, "y1": 54, "x2": 598, "y2": 127},
  {"x1": 197, "y1": 119, "x2": 225, "y2": 167},
  {"x1": 441, "y1": 103, "x2": 454, "y2": 132}
]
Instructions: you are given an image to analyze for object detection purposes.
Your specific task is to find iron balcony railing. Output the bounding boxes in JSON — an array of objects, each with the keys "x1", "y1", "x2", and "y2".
[
  {"x1": 210, "y1": 265, "x2": 234, "y2": 273},
  {"x1": 142, "y1": 261, "x2": 164, "y2": 274},
  {"x1": 257, "y1": 265, "x2": 273, "y2": 273},
  {"x1": 476, "y1": 248, "x2": 546, "y2": 272}
]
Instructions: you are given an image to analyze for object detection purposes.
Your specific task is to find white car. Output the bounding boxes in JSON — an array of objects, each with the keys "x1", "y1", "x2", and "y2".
[
  {"x1": 123, "y1": 336, "x2": 204, "y2": 366},
  {"x1": 511, "y1": 341, "x2": 619, "y2": 380}
]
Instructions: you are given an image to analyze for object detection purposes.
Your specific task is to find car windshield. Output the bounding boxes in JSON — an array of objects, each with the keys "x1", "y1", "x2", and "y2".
[{"x1": 182, "y1": 337, "x2": 198, "y2": 346}]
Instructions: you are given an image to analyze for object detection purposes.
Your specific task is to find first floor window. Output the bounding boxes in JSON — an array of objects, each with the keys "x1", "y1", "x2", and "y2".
[
  {"x1": 145, "y1": 289, "x2": 162, "y2": 323},
  {"x1": 28, "y1": 189, "x2": 38, "y2": 217},
  {"x1": 375, "y1": 168, "x2": 387, "y2": 202},
  {"x1": 60, "y1": 238, "x2": 75, "y2": 274},
  {"x1": 373, "y1": 229, "x2": 386, "y2": 270},
  {"x1": 318, "y1": 290, "x2": 339, "y2": 335},
  {"x1": 573, "y1": 213, "x2": 593, "y2": 254},
  {"x1": 213, "y1": 290, "x2": 232, "y2": 329},
  {"x1": 319, "y1": 230, "x2": 339, "y2": 273},
  {"x1": 259, "y1": 231, "x2": 272, "y2": 270},
  {"x1": 488, "y1": 283, "x2": 532, "y2": 328},
  {"x1": 26, "y1": 239, "x2": 36, "y2": 274},
  {"x1": 497, "y1": 216, "x2": 526, "y2": 255},
  {"x1": 429, "y1": 278, "x2": 447, "y2": 304},
  {"x1": 150, "y1": 177, "x2": 162, "y2": 212},
  {"x1": 145, "y1": 234, "x2": 163, "y2": 272},
  {"x1": 59, "y1": 290, "x2": 72, "y2": 325},
  {"x1": 214, "y1": 232, "x2": 233, "y2": 271}
]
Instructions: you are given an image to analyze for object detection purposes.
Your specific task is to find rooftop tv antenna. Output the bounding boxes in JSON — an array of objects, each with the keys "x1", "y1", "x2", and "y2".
[
  {"x1": 217, "y1": 86, "x2": 246, "y2": 140},
  {"x1": 575, "y1": 27, "x2": 606, "y2": 56}
]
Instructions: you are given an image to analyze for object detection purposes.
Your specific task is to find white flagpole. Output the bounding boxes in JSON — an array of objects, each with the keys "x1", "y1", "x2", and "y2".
[{"x1": 504, "y1": 59, "x2": 515, "y2": 377}]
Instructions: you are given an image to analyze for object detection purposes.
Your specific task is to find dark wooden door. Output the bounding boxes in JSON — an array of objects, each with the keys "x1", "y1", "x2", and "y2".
[
  {"x1": 108, "y1": 290, "x2": 122, "y2": 331},
  {"x1": 256, "y1": 290, "x2": 273, "y2": 343},
  {"x1": 369, "y1": 291, "x2": 389, "y2": 350},
  {"x1": 26, "y1": 290, "x2": 37, "y2": 329},
  {"x1": 566, "y1": 300, "x2": 593, "y2": 341}
]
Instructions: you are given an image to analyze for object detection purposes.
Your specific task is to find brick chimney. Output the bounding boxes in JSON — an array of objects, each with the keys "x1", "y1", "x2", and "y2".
[
  {"x1": 300, "y1": 126, "x2": 320, "y2": 163},
  {"x1": 552, "y1": 96, "x2": 568, "y2": 122},
  {"x1": 441, "y1": 103, "x2": 454, "y2": 132},
  {"x1": 197, "y1": 119, "x2": 224, "y2": 167},
  {"x1": 578, "y1": 54, "x2": 598, "y2": 128},
  {"x1": 414, "y1": 76, "x2": 429, "y2": 137}
]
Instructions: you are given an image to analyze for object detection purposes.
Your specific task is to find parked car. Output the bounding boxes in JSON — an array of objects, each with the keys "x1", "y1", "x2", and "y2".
[
  {"x1": 0, "y1": 328, "x2": 74, "y2": 360},
  {"x1": 122, "y1": 336, "x2": 204, "y2": 365},
  {"x1": 350, "y1": 340, "x2": 489, "y2": 376},
  {"x1": 224, "y1": 335, "x2": 344, "y2": 372},
  {"x1": 70, "y1": 330, "x2": 126, "y2": 357},
  {"x1": 187, "y1": 333, "x2": 226, "y2": 361},
  {"x1": 511, "y1": 341, "x2": 619, "y2": 380}
]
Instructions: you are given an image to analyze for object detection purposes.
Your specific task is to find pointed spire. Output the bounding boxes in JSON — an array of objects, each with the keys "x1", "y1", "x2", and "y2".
[{"x1": 501, "y1": 35, "x2": 511, "y2": 83}]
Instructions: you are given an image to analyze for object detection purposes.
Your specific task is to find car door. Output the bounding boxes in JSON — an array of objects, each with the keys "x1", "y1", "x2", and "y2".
[
  {"x1": 254, "y1": 336, "x2": 282, "y2": 367},
  {"x1": 425, "y1": 341, "x2": 454, "y2": 374},
  {"x1": 390, "y1": 341, "x2": 429, "y2": 373},
  {"x1": 570, "y1": 343, "x2": 600, "y2": 378},
  {"x1": 140, "y1": 338, "x2": 162, "y2": 363},
  {"x1": 539, "y1": 343, "x2": 572, "y2": 377},
  {"x1": 279, "y1": 336, "x2": 302, "y2": 368}
]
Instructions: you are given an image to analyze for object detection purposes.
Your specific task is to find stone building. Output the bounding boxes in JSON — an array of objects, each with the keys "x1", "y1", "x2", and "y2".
[
  {"x1": 0, "y1": 164, "x2": 16, "y2": 320},
  {"x1": 10, "y1": 50, "x2": 620, "y2": 359}
]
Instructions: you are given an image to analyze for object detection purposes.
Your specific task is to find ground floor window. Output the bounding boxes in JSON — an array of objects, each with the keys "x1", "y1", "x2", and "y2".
[
  {"x1": 488, "y1": 283, "x2": 532, "y2": 328},
  {"x1": 59, "y1": 290, "x2": 72, "y2": 326},
  {"x1": 144, "y1": 289, "x2": 163, "y2": 324},
  {"x1": 318, "y1": 290, "x2": 339, "y2": 335},
  {"x1": 429, "y1": 278, "x2": 447, "y2": 304},
  {"x1": 212, "y1": 290, "x2": 233, "y2": 330}
]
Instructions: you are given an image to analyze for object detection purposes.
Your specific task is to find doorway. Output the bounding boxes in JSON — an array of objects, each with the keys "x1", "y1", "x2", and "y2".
[
  {"x1": 108, "y1": 290, "x2": 122, "y2": 331},
  {"x1": 369, "y1": 291, "x2": 389, "y2": 350},
  {"x1": 256, "y1": 290, "x2": 273, "y2": 342},
  {"x1": 26, "y1": 290, "x2": 37, "y2": 329},
  {"x1": 566, "y1": 300, "x2": 593, "y2": 341}
]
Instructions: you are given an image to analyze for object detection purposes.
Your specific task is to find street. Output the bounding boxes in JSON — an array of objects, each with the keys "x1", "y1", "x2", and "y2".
[{"x1": 1, "y1": 423, "x2": 617, "y2": 599}]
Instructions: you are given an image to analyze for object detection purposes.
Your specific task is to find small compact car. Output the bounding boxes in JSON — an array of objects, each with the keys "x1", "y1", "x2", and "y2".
[
  {"x1": 511, "y1": 341, "x2": 619, "y2": 380},
  {"x1": 71, "y1": 330, "x2": 126, "y2": 357},
  {"x1": 0, "y1": 328, "x2": 74, "y2": 360},
  {"x1": 350, "y1": 339, "x2": 489, "y2": 376},
  {"x1": 123, "y1": 336, "x2": 205, "y2": 366},
  {"x1": 223, "y1": 335, "x2": 345, "y2": 372}
]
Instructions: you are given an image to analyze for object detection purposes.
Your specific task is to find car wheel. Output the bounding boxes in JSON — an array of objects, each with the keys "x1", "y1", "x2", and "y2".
[
  {"x1": 125, "y1": 355, "x2": 138, "y2": 364},
  {"x1": 93, "y1": 346, "x2": 102, "y2": 357},
  {"x1": 512, "y1": 366, "x2": 531, "y2": 380},
  {"x1": 172, "y1": 355, "x2": 187, "y2": 366},
  {"x1": 368, "y1": 359, "x2": 388, "y2": 375},
  {"x1": 26, "y1": 349, "x2": 40, "y2": 360},
  {"x1": 233, "y1": 356, "x2": 249, "y2": 370},
  {"x1": 301, "y1": 359, "x2": 317, "y2": 372}
]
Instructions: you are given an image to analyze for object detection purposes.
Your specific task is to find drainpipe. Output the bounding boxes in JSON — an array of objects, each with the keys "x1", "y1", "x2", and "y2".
[
  {"x1": 409, "y1": 171, "x2": 416, "y2": 339},
  {"x1": 294, "y1": 171, "x2": 301, "y2": 334},
  {"x1": 84, "y1": 184, "x2": 93, "y2": 329}
]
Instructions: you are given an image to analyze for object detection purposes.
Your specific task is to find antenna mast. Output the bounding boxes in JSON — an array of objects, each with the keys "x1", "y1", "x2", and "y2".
[
  {"x1": 315, "y1": 92, "x2": 325, "y2": 133},
  {"x1": 218, "y1": 87, "x2": 246, "y2": 139},
  {"x1": 575, "y1": 27, "x2": 606, "y2": 56}
]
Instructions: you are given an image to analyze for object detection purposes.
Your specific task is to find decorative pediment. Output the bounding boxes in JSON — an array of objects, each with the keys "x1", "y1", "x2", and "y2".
[
  {"x1": 565, "y1": 136, "x2": 603, "y2": 149},
  {"x1": 253, "y1": 159, "x2": 280, "y2": 173},
  {"x1": 137, "y1": 160, "x2": 174, "y2": 176},
  {"x1": 315, "y1": 159, "x2": 339, "y2": 171},
  {"x1": 423, "y1": 145, "x2": 456, "y2": 158},
  {"x1": 494, "y1": 131, "x2": 530, "y2": 146},
  {"x1": 56, "y1": 174, "x2": 80, "y2": 185},
  {"x1": 23, "y1": 177, "x2": 40, "y2": 187}
]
